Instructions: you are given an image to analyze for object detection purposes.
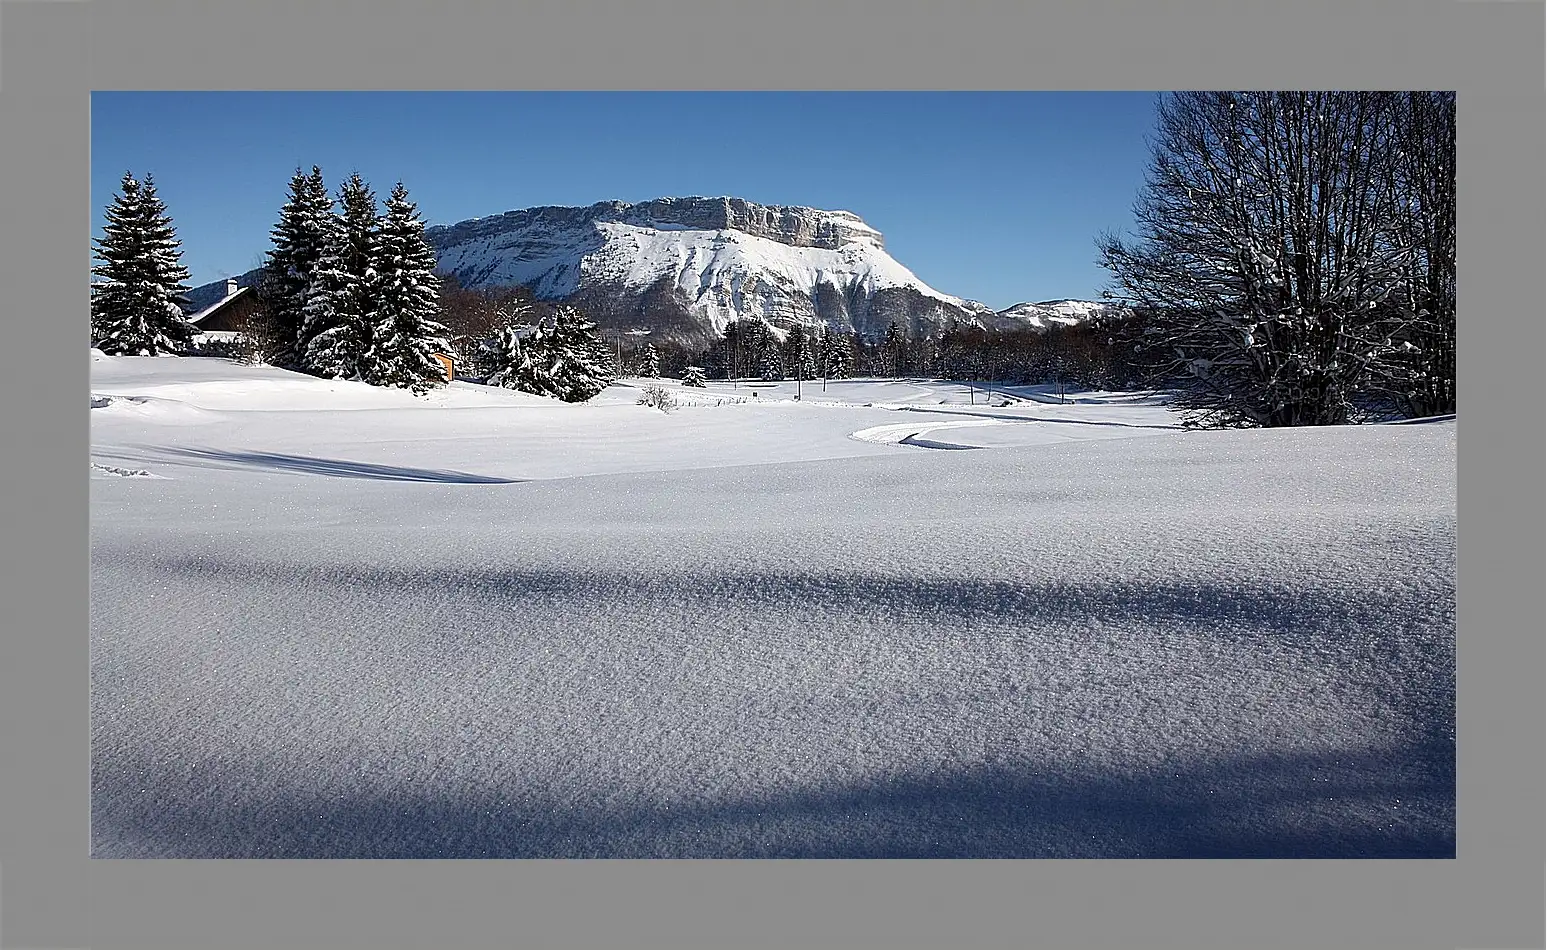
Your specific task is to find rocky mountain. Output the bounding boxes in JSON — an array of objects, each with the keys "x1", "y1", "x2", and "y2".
[
  {"x1": 189, "y1": 196, "x2": 1112, "y2": 346},
  {"x1": 995, "y1": 298, "x2": 1110, "y2": 330},
  {"x1": 424, "y1": 196, "x2": 1003, "y2": 345}
]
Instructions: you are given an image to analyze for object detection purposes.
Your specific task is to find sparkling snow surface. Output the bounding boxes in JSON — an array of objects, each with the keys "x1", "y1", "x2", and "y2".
[{"x1": 90, "y1": 355, "x2": 1455, "y2": 858}]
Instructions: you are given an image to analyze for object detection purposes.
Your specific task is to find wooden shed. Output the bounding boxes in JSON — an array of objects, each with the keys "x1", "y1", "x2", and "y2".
[{"x1": 186, "y1": 278, "x2": 264, "y2": 334}]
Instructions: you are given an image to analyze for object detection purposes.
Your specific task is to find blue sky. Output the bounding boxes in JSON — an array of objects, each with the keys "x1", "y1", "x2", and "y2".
[{"x1": 91, "y1": 92, "x2": 1160, "y2": 309}]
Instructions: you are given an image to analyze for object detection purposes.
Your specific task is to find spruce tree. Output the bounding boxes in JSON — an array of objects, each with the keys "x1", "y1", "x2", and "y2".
[
  {"x1": 519, "y1": 323, "x2": 570, "y2": 398},
  {"x1": 682, "y1": 366, "x2": 707, "y2": 387},
  {"x1": 546, "y1": 305, "x2": 618, "y2": 402},
  {"x1": 486, "y1": 307, "x2": 615, "y2": 402},
  {"x1": 263, "y1": 166, "x2": 335, "y2": 366},
  {"x1": 784, "y1": 324, "x2": 819, "y2": 380},
  {"x1": 303, "y1": 174, "x2": 378, "y2": 380},
  {"x1": 91, "y1": 172, "x2": 197, "y2": 355},
  {"x1": 821, "y1": 329, "x2": 853, "y2": 379},
  {"x1": 754, "y1": 322, "x2": 785, "y2": 380},
  {"x1": 368, "y1": 182, "x2": 452, "y2": 393},
  {"x1": 919, "y1": 334, "x2": 942, "y2": 377},
  {"x1": 637, "y1": 342, "x2": 662, "y2": 378},
  {"x1": 485, "y1": 325, "x2": 540, "y2": 392},
  {"x1": 881, "y1": 322, "x2": 906, "y2": 377},
  {"x1": 722, "y1": 319, "x2": 754, "y2": 380}
]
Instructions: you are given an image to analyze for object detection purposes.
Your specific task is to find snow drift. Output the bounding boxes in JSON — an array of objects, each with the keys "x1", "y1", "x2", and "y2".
[{"x1": 89, "y1": 357, "x2": 1454, "y2": 858}]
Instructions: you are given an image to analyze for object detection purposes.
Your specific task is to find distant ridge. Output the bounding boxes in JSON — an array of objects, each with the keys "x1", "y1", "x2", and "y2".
[{"x1": 189, "y1": 196, "x2": 1114, "y2": 345}]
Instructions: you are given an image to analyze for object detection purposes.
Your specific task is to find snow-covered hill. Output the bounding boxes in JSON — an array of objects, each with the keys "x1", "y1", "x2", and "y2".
[
  {"x1": 188, "y1": 196, "x2": 1113, "y2": 345},
  {"x1": 997, "y1": 299, "x2": 1111, "y2": 329},
  {"x1": 89, "y1": 355, "x2": 1455, "y2": 859}
]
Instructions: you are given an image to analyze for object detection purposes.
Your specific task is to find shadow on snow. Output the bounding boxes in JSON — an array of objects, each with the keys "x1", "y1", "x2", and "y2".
[
  {"x1": 126, "y1": 446, "x2": 524, "y2": 484},
  {"x1": 90, "y1": 552, "x2": 1455, "y2": 860},
  {"x1": 91, "y1": 738, "x2": 1454, "y2": 859}
]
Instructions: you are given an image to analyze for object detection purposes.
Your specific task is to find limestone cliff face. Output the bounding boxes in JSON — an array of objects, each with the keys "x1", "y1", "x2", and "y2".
[
  {"x1": 628, "y1": 197, "x2": 887, "y2": 251},
  {"x1": 428, "y1": 197, "x2": 886, "y2": 255}
]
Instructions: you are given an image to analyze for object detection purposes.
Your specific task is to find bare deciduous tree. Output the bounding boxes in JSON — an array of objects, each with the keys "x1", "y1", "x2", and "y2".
[
  {"x1": 1098, "y1": 91, "x2": 1456, "y2": 427},
  {"x1": 1379, "y1": 91, "x2": 1457, "y2": 418}
]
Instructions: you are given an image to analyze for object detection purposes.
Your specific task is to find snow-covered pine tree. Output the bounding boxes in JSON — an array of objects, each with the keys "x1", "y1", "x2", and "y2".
[
  {"x1": 544, "y1": 305, "x2": 618, "y2": 402},
  {"x1": 682, "y1": 365, "x2": 707, "y2": 387},
  {"x1": 462, "y1": 299, "x2": 535, "y2": 378},
  {"x1": 783, "y1": 323, "x2": 819, "y2": 380},
  {"x1": 636, "y1": 342, "x2": 662, "y2": 378},
  {"x1": 303, "y1": 174, "x2": 378, "y2": 380},
  {"x1": 820, "y1": 328, "x2": 853, "y2": 379},
  {"x1": 754, "y1": 322, "x2": 785, "y2": 380},
  {"x1": 521, "y1": 322, "x2": 569, "y2": 398},
  {"x1": 486, "y1": 307, "x2": 614, "y2": 401},
  {"x1": 484, "y1": 324, "x2": 542, "y2": 392},
  {"x1": 90, "y1": 172, "x2": 197, "y2": 355},
  {"x1": 368, "y1": 182, "x2": 452, "y2": 393},
  {"x1": 881, "y1": 322, "x2": 906, "y2": 377},
  {"x1": 262, "y1": 166, "x2": 336, "y2": 366}
]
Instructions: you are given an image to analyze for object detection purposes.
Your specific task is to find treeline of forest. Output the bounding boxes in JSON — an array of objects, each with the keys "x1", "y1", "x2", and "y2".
[{"x1": 433, "y1": 275, "x2": 1149, "y2": 392}]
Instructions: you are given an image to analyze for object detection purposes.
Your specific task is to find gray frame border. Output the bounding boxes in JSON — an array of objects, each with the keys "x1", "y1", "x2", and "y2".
[{"x1": 2, "y1": 1, "x2": 1541, "y2": 948}]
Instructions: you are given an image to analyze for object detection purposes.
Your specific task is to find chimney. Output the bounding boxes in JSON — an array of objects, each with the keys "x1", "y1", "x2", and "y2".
[{"x1": 226, "y1": 278, "x2": 239, "y2": 297}]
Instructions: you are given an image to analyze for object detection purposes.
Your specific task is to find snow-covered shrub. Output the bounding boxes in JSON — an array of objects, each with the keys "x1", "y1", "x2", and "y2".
[
  {"x1": 636, "y1": 384, "x2": 677, "y2": 413},
  {"x1": 184, "y1": 334, "x2": 257, "y2": 363},
  {"x1": 682, "y1": 366, "x2": 707, "y2": 387}
]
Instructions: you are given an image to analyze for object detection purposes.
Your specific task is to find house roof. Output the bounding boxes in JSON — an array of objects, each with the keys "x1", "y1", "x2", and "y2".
[{"x1": 187, "y1": 285, "x2": 252, "y2": 325}]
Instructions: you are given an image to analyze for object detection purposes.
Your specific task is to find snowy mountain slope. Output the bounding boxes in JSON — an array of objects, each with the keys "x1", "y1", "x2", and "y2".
[
  {"x1": 996, "y1": 299, "x2": 1113, "y2": 329},
  {"x1": 424, "y1": 196, "x2": 1008, "y2": 344}
]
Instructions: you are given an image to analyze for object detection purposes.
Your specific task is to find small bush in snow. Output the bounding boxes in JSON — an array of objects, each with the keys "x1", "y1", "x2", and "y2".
[
  {"x1": 636, "y1": 384, "x2": 677, "y2": 413},
  {"x1": 682, "y1": 366, "x2": 707, "y2": 387},
  {"x1": 184, "y1": 334, "x2": 256, "y2": 363}
]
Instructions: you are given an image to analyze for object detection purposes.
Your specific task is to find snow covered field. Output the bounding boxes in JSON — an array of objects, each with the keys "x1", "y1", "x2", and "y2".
[{"x1": 89, "y1": 354, "x2": 1455, "y2": 858}]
